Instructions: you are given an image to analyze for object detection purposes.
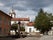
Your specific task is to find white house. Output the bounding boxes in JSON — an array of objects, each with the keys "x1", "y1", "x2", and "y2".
[{"x1": 25, "y1": 22, "x2": 40, "y2": 33}]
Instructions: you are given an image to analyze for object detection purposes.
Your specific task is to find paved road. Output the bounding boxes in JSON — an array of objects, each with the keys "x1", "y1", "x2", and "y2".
[
  {"x1": 15, "y1": 37, "x2": 40, "y2": 40},
  {"x1": 0, "y1": 38, "x2": 15, "y2": 40},
  {"x1": 40, "y1": 35, "x2": 53, "y2": 40},
  {"x1": 0, "y1": 35, "x2": 53, "y2": 40},
  {"x1": 0, "y1": 37, "x2": 40, "y2": 40}
]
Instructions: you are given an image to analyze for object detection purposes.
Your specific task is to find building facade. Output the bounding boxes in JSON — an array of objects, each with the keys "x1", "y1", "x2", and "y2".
[
  {"x1": 25, "y1": 22, "x2": 40, "y2": 33},
  {"x1": 0, "y1": 10, "x2": 12, "y2": 36}
]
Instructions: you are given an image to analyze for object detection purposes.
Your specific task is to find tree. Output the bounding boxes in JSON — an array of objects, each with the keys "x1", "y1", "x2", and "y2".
[
  {"x1": 11, "y1": 23, "x2": 25, "y2": 32},
  {"x1": 11, "y1": 23, "x2": 18, "y2": 32},
  {"x1": 46, "y1": 13, "x2": 53, "y2": 26},
  {"x1": 34, "y1": 9, "x2": 52, "y2": 34},
  {"x1": 20, "y1": 27, "x2": 25, "y2": 31}
]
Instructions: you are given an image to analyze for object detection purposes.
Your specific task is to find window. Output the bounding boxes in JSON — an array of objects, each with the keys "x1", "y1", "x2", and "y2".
[
  {"x1": 8, "y1": 21, "x2": 11, "y2": 25},
  {"x1": 4, "y1": 28, "x2": 6, "y2": 32},
  {"x1": 4, "y1": 18, "x2": 7, "y2": 24},
  {"x1": 0, "y1": 17, "x2": 2, "y2": 32},
  {"x1": 0, "y1": 17, "x2": 2, "y2": 24},
  {"x1": 0, "y1": 27, "x2": 2, "y2": 32},
  {"x1": 0, "y1": 17, "x2": 2, "y2": 21}
]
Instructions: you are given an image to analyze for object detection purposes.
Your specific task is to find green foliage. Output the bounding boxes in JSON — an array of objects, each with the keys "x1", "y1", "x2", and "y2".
[
  {"x1": 20, "y1": 27, "x2": 25, "y2": 31},
  {"x1": 11, "y1": 23, "x2": 25, "y2": 31},
  {"x1": 34, "y1": 9, "x2": 52, "y2": 34},
  {"x1": 11, "y1": 23, "x2": 18, "y2": 30}
]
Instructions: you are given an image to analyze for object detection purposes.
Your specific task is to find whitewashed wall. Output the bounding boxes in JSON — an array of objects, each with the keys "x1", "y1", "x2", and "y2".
[
  {"x1": 11, "y1": 21, "x2": 29, "y2": 25},
  {"x1": 25, "y1": 26, "x2": 34, "y2": 32},
  {"x1": 25, "y1": 26, "x2": 40, "y2": 33}
]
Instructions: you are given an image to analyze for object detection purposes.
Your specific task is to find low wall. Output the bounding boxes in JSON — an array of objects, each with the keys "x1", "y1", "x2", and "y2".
[{"x1": 27, "y1": 32, "x2": 41, "y2": 37}]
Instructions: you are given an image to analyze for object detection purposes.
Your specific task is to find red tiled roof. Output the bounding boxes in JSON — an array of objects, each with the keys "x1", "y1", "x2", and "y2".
[
  {"x1": 11, "y1": 18, "x2": 29, "y2": 21},
  {"x1": 27, "y1": 22, "x2": 34, "y2": 26}
]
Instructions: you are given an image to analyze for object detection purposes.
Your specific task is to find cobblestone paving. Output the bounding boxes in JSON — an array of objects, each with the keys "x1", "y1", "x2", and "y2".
[
  {"x1": 15, "y1": 35, "x2": 53, "y2": 40},
  {"x1": 0, "y1": 37, "x2": 40, "y2": 40},
  {"x1": 39, "y1": 35, "x2": 53, "y2": 40},
  {"x1": 0, "y1": 35, "x2": 53, "y2": 40},
  {"x1": 15, "y1": 37, "x2": 40, "y2": 40}
]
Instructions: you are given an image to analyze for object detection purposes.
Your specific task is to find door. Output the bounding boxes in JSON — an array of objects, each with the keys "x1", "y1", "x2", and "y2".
[{"x1": 29, "y1": 28, "x2": 31, "y2": 32}]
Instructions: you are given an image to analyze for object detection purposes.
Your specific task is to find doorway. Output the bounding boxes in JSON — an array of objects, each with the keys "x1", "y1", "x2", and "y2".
[{"x1": 29, "y1": 28, "x2": 31, "y2": 32}]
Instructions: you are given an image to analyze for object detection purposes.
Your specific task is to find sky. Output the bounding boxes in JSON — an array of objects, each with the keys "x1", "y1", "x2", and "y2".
[{"x1": 0, "y1": 0, "x2": 53, "y2": 21}]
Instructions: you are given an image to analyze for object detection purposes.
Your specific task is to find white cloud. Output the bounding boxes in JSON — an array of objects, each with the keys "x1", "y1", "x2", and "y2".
[
  {"x1": 0, "y1": 3, "x2": 4, "y2": 6},
  {"x1": 15, "y1": 9, "x2": 37, "y2": 21},
  {"x1": 0, "y1": 6, "x2": 10, "y2": 14},
  {"x1": 15, "y1": 10, "x2": 36, "y2": 15},
  {"x1": 14, "y1": 1, "x2": 27, "y2": 8},
  {"x1": 43, "y1": 4, "x2": 53, "y2": 13}
]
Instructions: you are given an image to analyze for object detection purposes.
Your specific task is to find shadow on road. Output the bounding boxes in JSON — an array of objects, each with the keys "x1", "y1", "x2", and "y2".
[{"x1": 0, "y1": 38, "x2": 16, "y2": 40}]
